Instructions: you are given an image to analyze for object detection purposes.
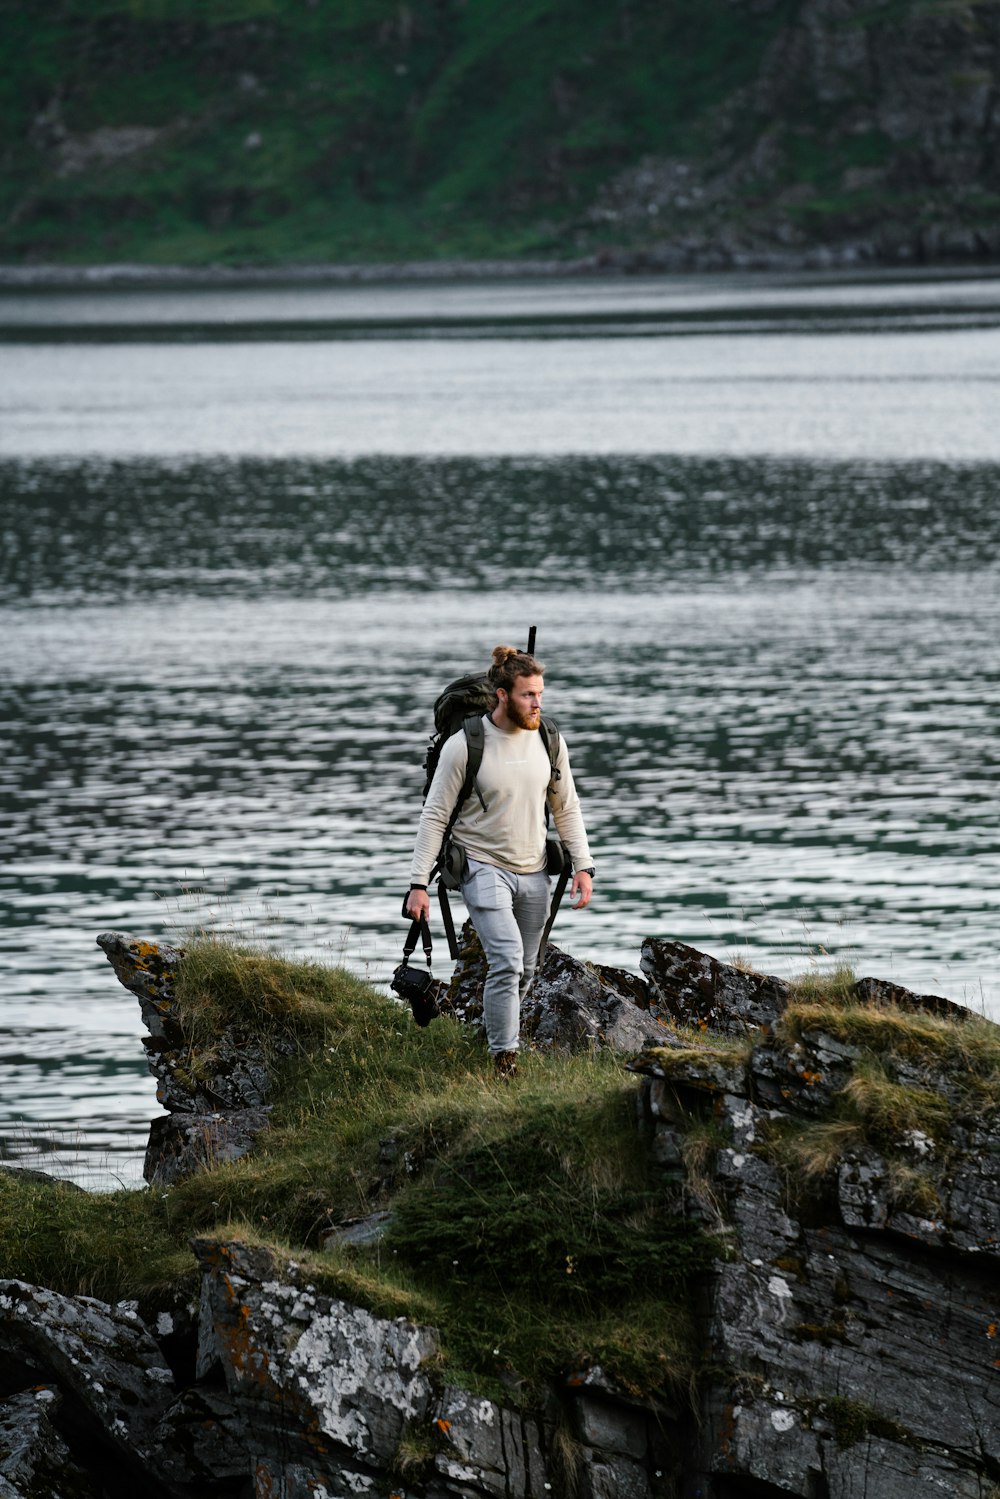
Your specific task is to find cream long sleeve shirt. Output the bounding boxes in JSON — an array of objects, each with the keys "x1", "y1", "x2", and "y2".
[{"x1": 410, "y1": 716, "x2": 593, "y2": 886}]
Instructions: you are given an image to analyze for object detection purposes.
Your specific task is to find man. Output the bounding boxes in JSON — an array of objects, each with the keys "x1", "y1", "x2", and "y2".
[{"x1": 406, "y1": 645, "x2": 595, "y2": 1078}]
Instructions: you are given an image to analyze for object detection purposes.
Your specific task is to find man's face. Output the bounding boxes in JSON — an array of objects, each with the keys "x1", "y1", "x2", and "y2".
[{"x1": 504, "y1": 673, "x2": 543, "y2": 730}]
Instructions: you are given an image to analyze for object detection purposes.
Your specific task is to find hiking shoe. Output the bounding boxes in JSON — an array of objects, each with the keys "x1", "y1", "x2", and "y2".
[{"x1": 493, "y1": 1050, "x2": 518, "y2": 1081}]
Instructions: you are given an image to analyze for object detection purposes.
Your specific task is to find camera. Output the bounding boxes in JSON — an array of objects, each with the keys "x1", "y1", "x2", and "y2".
[{"x1": 390, "y1": 960, "x2": 440, "y2": 1028}]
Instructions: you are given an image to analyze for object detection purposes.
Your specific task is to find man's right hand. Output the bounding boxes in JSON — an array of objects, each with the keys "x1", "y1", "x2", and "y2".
[{"x1": 405, "y1": 887, "x2": 431, "y2": 922}]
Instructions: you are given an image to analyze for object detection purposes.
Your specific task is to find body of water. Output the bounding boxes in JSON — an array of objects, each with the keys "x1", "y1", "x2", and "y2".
[{"x1": 1, "y1": 268, "x2": 998, "y2": 1186}]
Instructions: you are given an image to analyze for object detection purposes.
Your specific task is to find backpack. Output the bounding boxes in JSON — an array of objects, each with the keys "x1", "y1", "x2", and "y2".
[
  {"x1": 421, "y1": 625, "x2": 540, "y2": 800},
  {"x1": 421, "y1": 672, "x2": 497, "y2": 801}
]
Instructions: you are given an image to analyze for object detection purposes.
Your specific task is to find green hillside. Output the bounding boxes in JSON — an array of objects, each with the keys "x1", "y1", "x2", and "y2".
[{"x1": 2, "y1": 0, "x2": 998, "y2": 267}]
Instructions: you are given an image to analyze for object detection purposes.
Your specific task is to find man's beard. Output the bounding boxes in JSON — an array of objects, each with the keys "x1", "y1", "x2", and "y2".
[{"x1": 508, "y1": 700, "x2": 541, "y2": 731}]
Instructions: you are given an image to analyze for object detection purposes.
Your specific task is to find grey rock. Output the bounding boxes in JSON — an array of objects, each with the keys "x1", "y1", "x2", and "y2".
[
  {"x1": 97, "y1": 931, "x2": 281, "y2": 1114},
  {"x1": 252, "y1": 1456, "x2": 390, "y2": 1497},
  {"x1": 523, "y1": 946, "x2": 666, "y2": 1053},
  {"x1": 941, "y1": 1122, "x2": 1000, "y2": 1258},
  {"x1": 576, "y1": 1449, "x2": 651, "y2": 1499},
  {"x1": 682, "y1": 1083, "x2": 1000, "y2": 1494},
  {"x1": 444, "y1": 922, "x2": 663, "y2": 1053},
  {"x1": 631, "y1": 1051, "x2": 750, "y2": 1098},
  {"x1": 573, "y1": 1394, "x2": 647, "y2": 1459},
  {"x1": 0, "y1": 1387, "x2": 100, "y2": 1499},
  {"x1": 824, "y1": 1438, "x2": 990, "y2": 1499},
  {"x1": 702, "y1": 1390, "x2": 828, "y2": 1496},
  {"x1": 144, "y1": 1106, "x2": 272, "y2": 1187},
  {"x1": 96, "y1": 931, "x2": 184, "y2": 1038},
  {"x1": 838, "y1": 1150, "x2": 890, "y2": 1229},
  {"x1": 97, "y1": 930, "x2": 282, "y2": 1182},
  {"x1": 641, "y1": 939, "x2": 790, "y2": 1034},
  {"x1": 649, "y1": 1126, "x2": 684, "y2": 1170},
  {"x1": 193, "y1": 1237, "x2": 439, "y2": 1471},
  {"x1": 852, "y1": 975, "x2": 971, "y2": 1022},
  {"x1": 433, "y1": 1386, "x2": 549, "y2": 1498},
  {"x1": 87, "y1": 929, "x2": 1000, "y2": 1495},
  {"x1": 320, "y1": 1209, "x2": 394, "y2": 1249},
  {"x1": 0, "y1": 1282, "x2": 176, "y2": 1474},
  {"x1": 750, "y1": 1030, "x2": 859, "y2": 1115},
  {"x1": 593, "y1": 962, "x2": 652, "y2": 1010},
  {"x1": 151, "y1": 1385, "x2": 249, "y2": 1485},
  {"x1": 439, "y1": 919, "x2": 488, "y2": 1029}
]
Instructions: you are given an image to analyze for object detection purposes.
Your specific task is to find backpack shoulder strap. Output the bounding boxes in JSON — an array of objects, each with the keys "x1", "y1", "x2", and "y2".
[
  {"x1": 539, "y1": 716, "x2": 562, "y2": 792},
  {"x1": 444, "y1": 714, "x2": 486, "y2": 839},
  {"x1": 462, "y1": 714, "x2": 486, "y2": 807}
]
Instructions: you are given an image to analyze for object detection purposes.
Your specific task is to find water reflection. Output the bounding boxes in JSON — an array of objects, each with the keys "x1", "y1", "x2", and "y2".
[
  {"x1": 1, "y1": 277, "x2": 999, "y2": 1182},
  {"x1": 1, "y1": 470, "x2": 998, "y2": 1184},
  {"x1": 2, "y1": 328, "x2": 999, "y2": 461},
  {"x1": 3, "y1": 455, "x2": 1000, "y2": 604}
]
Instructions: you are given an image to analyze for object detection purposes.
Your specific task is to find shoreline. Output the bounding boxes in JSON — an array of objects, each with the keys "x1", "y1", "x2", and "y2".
[{"x1": 3, "y1": 245, "x2": 1000, "y2": 291}]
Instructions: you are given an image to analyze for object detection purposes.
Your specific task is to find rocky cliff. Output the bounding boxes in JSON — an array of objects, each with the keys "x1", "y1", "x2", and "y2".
[
  {"x1": 1, "y1": 930, "x2": 999, "y2": 1498},
  {"x1": 3, "y1": 0, "x2": 999, "y2": 268}
]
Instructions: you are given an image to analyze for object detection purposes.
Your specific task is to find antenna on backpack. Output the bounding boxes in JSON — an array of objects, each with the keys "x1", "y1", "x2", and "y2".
[{"x1": 526, "y1": 625, "x2": 537, "y2": 655}]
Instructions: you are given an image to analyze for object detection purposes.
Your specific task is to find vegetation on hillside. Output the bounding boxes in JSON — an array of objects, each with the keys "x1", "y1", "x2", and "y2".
[{"x1": 0, "y1": 0, "x2": 810, "y2": 264}]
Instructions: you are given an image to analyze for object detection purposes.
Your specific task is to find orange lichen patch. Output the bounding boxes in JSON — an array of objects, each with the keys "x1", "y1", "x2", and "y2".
[
  {"x1": 435, "y1": 1418, "x2": 452, "y2": 1434},
  {"x1": 987, "y1": 1323, "x2": 997, "y2": 1339},
  {"x1": 716, "y1": 1401, "x2": 739, "y2": 1462},
  {"x1": 217, "y1": 1309, "x2": 272, "y2": 1387},
  {"x1": 799, "y1": 1070, "x2": 823, "y2": 1085}
]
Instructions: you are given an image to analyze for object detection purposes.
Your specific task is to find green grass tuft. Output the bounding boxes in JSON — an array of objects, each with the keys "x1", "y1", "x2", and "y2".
[
  {"x1": 781, "y1": 994, "x2": 1000, "y2": 1101},
  {"x1": 0, "y1": 1172, "x2": 195, "y2": 1303},
  {"x1": 787, "y1": 964, "x2": 859, "y2": 1006},
  {"x1": 839, "y1": 1058, "x2": 952, "y2": 1145}
]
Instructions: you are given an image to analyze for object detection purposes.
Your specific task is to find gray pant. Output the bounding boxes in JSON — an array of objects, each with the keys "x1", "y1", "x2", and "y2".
[{"x1": 462, "y1": 857, "x2": 551, "y2": 1055}]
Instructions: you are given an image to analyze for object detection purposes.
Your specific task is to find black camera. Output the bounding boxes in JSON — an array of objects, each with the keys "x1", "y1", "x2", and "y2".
[{"x1": 391, "y1": 960, "x2": 440, "y2": 1028}]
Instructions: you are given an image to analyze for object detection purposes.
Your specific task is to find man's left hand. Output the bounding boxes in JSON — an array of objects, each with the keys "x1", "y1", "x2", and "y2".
[{"x1": 570, "y1": 871, "x2": 593, "y2": 909}]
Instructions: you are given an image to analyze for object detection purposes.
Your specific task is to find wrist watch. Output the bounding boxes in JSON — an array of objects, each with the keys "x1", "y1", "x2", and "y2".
[{"x1": 579, "y1": 867, "x2": 596, "y2": 878}]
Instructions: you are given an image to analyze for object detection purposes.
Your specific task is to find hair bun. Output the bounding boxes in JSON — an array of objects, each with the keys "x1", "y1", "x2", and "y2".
[{"x1": 491, "y1": 644, "x2": 520, "y2": 667}]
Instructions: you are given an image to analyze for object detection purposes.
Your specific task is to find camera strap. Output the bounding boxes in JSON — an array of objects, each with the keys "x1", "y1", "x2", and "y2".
[
  {"x1": 536, "y1": 857, "x2": 572, "y2": 969},
  {"x1": 400, "y1": 911, "x2": 433, "y2": 973},
  {"x1": 438, "y1": 880, "x2": 460, "y2": 962}
]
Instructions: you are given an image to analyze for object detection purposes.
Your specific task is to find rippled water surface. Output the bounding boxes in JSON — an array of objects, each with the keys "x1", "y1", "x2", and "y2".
[{"x1": 1, "y1": 269, "x2": 998, "y2": 1186}]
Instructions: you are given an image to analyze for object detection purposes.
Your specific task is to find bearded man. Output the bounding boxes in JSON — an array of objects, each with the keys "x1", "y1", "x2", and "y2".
[{"x1": 406, "y1": 645, "x2": 595, "y2": 1078}]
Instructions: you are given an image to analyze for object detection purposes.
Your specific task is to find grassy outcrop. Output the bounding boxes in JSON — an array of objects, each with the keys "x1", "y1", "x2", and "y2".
[
  {"x1": 758, "y1": 975, "x2": 1000, "y2": 1219},
  {"x1": 5, "y1": 937, "x2": 998, "y2": 1407},
  {"x1": 0, "y1": 939, "x2": 710, "y2": 1402}
]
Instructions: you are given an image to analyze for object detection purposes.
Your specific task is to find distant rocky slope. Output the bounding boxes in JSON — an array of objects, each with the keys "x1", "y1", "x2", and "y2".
[
  {"x1": 1, "y1": 929, "x2": 998, "y2": 1498},
  {"x1": 3, "y1": 0, "x2": 998, "y2": 268}
]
